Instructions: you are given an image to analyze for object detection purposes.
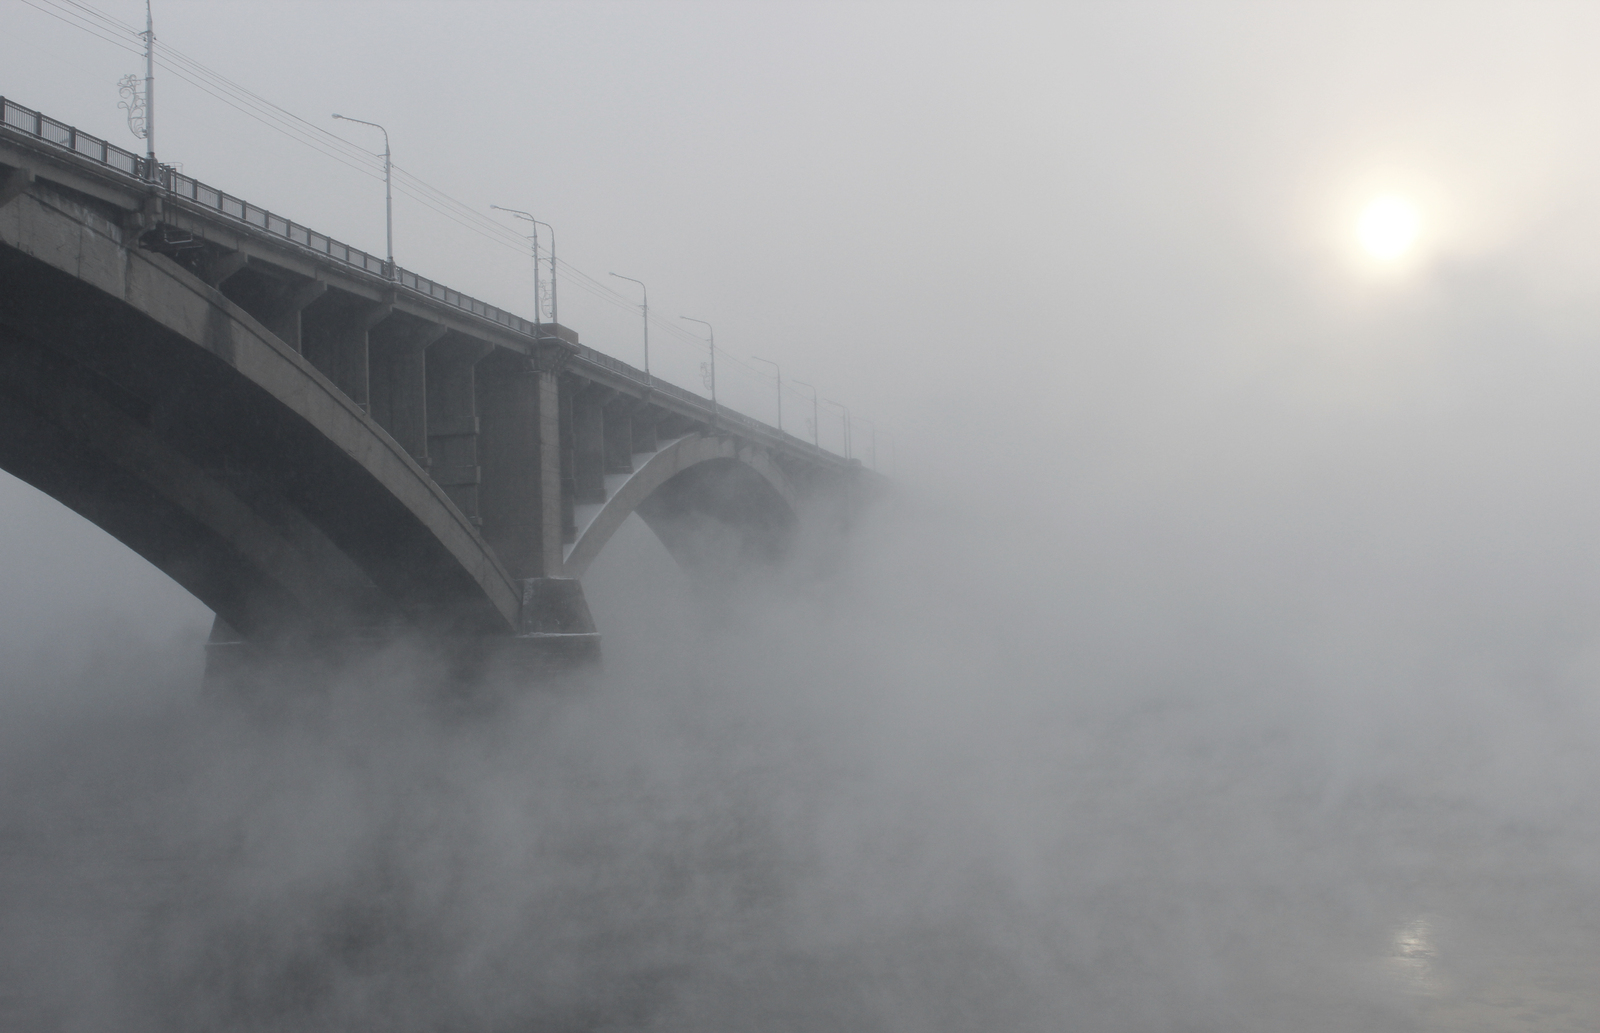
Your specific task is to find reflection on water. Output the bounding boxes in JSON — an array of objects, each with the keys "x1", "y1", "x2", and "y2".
[
  {"x1": 1387, "y1": 915, "x2": 1443, "y2": 997},
  {"x1": 1379, "y1": 914, "x2": 1600, "y2": 1032}
]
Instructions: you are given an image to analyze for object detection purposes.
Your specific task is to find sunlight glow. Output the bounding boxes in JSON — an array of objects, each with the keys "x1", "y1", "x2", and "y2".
[{"x1": 1357, "y1": 196, "x2": 1421, "y2": 261}]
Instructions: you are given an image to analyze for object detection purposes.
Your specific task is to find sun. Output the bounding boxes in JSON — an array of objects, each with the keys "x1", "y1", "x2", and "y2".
[{"x1": 1356, "y1": 195, "x2": 1420, "y2": 261}]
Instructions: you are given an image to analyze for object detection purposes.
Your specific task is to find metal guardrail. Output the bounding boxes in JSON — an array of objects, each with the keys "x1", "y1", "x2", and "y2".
[
  {"x1": 1, "y1": 97, "x2": 546, "y2": 332},
  {"x1": 0, "y1": 96, "x2": 846, "y2": 466},
  {"x1": 2, "y1": 98, "x2": 145, "y2": 177}
]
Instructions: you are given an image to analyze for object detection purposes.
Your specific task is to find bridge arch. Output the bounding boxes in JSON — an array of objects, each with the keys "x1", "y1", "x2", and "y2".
[
  {"x1": 0, "y1": 183, "x2": 520, "y2": 642},
  {"x1": 564, "y1": 434, "x2": 798, "y2": 578}
]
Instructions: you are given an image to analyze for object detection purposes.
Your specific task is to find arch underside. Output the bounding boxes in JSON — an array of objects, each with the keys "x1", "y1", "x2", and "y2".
[
  {"x1": 0, "y1": 191, "x2": 519, "y2": 642},
  {"x1": 564, "y1": 434, "x2": 798, "y2": 579}
]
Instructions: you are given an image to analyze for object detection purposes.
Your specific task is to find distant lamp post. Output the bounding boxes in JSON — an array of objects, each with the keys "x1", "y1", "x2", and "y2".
[
  {"x1": 332, "y1": 113, "x2": 393, "y2": 278},
  {"x1": 609, "y1": 273, "x2": 649, "y2": 378},
  {"x1": 533, "y1": 218, "x2": 557, "y2": 325},
  {"x1": 791, "y1": 378, "x2": 820, "y2": 449},
  {"x1": 679, "y1": 317, "x2": 716, "y2": 417},
  {"x1": 490, "y1": 205, "x2": 553, "y2": 331},
  {"x1": 750, "y1": 356, "x2": 781, "y2": 432},
  {"x1": 822, "y1": 398, "x2": 850, "y2": 460},
  {"x1": 854, "y1": 416, "x2": 877, "y2": 470}
]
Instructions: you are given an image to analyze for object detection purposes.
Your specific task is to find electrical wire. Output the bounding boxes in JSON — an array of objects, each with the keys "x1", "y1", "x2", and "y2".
[
  {"x1": 24, "y1": 2, "x2": 386, "y2": 179},
  {"x1": 21, "y1": 0, "x2": 870, "y2": 445},
  {"x1": 50, "y1": 0, "x2": 139, "y2": 32},
  {"x1": 29, "y1": 1, "x2": 390, "y2": 180},
  {"x1": 18, "y1": 0, "x2": 143, "y2": 56},
  {"x1": 156, "y1": 62, "x2": 385, "y2": 182},
  {"x1": 32, "y1": 1, "x2": 764, "y2": 373}
]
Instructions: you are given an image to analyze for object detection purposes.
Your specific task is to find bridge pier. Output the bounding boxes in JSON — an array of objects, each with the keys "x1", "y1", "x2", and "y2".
[
  {"x1": 572, "y1": 384, "x2": 609, "y2": 504},
  {"x1": 202, "y1": 575, "x2": 600, "y2": 694},
  {"x1": 603, "y1": 394, "x2": 635, "y2": 475},
  {"x1": 558, "y1": 375, "x2": 578, "y2": 543},
  {"x1": 301, "y1": 296, "x2": 389, "y2": 412},
  {"x1": 474, "y1": 348, "x2": 564, "y2": 579},
  {"x1": 256, "y1": 278, "x2": 327, "y2": 354},
  {"x1": 630, "y1": 402, "x2": 658, "y2": 454},
  {"x1": 368, "y1": 316, "x2": 444, "y2": 463},
  {"x1": 425, "y1": 336, "x2": 493, "y2": 524},
  {"x1": 211, "y1": 261, "x2": 326, "y2": 354}
]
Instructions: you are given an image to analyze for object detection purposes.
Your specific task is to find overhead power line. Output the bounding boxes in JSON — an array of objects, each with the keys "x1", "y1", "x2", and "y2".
[
  {"x1": 18, "y1": 0, "x2": 143, "y2": 55},
  {"x1": 18, "y1": 0, "x2": 870, "y2": 452}
]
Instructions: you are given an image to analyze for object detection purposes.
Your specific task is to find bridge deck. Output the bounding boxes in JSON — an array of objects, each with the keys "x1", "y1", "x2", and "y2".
[{"x1": 0, "y1": 96, "x2": 868, "y2": 654}]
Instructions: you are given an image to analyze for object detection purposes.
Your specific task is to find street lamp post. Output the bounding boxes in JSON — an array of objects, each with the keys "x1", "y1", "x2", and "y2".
[
  {"x1": 609, "y1": 273, "x2": 649, "y2": 378},
  {"x1": 490, "y1": 205, "x2": 548, "y2": 331},
  {"x1": 822, "y1": 398, "x2": 851, "y2": 460},
  {"x1": 791, "y1": 378, "x2": 820, "y2": 449},
  {"x1": 750, "y1": 356, "x2": 781, "y2": 433},
  {"x1": 534, "y1": 218, "x2": 557, "y2": 325},
  {"x1": 332, "y1": 113, "x2": 393, "y2": 278},
  {"x1": 142, "y1": 0, "x2": 155, "y2": 180},
  {"x1": 118, "y1": 1, "x2": 158, "y2": 181},
  {"x1": 679, "y1": 317, "x2": 716, "y2": 417},
  {"x1": 854, "y1": 416, "x2": 877, "y2": 470}
]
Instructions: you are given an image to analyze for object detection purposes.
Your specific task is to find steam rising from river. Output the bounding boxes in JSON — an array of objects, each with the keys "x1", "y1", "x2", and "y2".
[
  {"x1": 9, "y1": 4, "x2": 1600, "y2": 1026},
  {"x1": 7, "y1": 293, "x2": 1600, "y2": 1030}
]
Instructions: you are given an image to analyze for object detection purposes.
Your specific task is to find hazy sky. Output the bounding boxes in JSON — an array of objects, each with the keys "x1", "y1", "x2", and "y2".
[
  {"x1": 7, "y1": 0, "x2": 1598, "y2": 463},
  {"x1": 8, "y1": 3, "x2": 1600, "y2": 1029},
  {"x1": 9, "y1": 1, "x2": 1600, "y2": 534}
]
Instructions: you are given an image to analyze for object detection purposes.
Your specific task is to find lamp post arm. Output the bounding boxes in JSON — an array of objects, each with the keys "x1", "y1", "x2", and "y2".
[
  {"x1": 750, "y1": 356, "x2": 782, "y2": 433},
  {"x1": 609, "y1": 274, "x2": 649, "y2": 377},
  {"x1": 679, "y1": 317, "x2": 717, "y2": 414},
  {"x1": 792, "y1": 378, "x2": 820, "y2": 450},
  {"x1": 854, "y1": 416, "x2": 877, "y2": 471},
  {"x1": 333, "y1": 114, "x2": 394, "y2": 276},
  {"x1": 490, "y1": 204, "x2": 543, "y2": 329},
  {"x1": 822, "y1": 398, "x2": 851, "y2": 460}
]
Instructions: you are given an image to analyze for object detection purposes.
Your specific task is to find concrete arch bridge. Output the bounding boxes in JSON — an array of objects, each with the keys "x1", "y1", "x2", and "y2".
[{"x1": 0, "y1": 99, "x2": 870, "y2": 679}]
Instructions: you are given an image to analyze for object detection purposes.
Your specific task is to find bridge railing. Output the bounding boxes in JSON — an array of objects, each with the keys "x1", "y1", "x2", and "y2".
[
  {"x1": 0, "y1": 97, "x2": 844, "y2": 465},
  {"x1": 2, "y1": 97, "x2": 555, "y2": 337},
  {"x1": 2, "y1": 97, "x2": 146, "y2": 177}
]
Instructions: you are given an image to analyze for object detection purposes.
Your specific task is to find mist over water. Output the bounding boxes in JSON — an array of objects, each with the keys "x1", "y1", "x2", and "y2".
[
  {"x1": 7, "y1": 306, "x2": 1600, "y2": 1030},
  {"x1": 8, "y1": 1, "x2": 1600, "y2": 1029}
]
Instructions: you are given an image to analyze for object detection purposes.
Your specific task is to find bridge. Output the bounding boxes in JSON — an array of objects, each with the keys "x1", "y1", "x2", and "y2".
[{"x1": 0, "y1": 98, "x2": 871, "y2": 680}]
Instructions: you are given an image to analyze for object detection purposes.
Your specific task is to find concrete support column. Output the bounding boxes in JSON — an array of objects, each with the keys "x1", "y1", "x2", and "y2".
[
  {"x1": 631, "y1": 403, "x2": 658, "y2": 455},
  {"x1": 369, "y1": 318, "x2": 446, "y2": 462},
  {"x1": 302, "y1": 299, "x2": 389, "y2": 412},
  {"x1": 475, "y1": 345, "x2": 565, "y2": 579},
  {"x1": 203, "y1": 254, "x2": 326, "y2": 353},
  {"x1": 558, "y1": 375, "x2": 577, "y2": 543},
  {"x1": 536, "y1": 347, "x2": 566, "y2": 575},
  {"x1": 572, "y1": 384, "x2": 609, "y2": 504},
  {"x1": 426, "y1": 335, "x2": 493, "y2": 523},
  {"x1": 602, "y1": 396, "x2": 635, "y2": 474},
  {"x1": 255, "y1": 279, "x2": 328, "y2": 354},
  {"x1": 197, "y1": 249, "x2": 248, "y2": 289}
]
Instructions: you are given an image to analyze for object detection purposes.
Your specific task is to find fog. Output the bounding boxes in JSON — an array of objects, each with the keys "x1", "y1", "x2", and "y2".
[{"x1": 5, "y1": 2, "x2": 1600, "y2": 1029}]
